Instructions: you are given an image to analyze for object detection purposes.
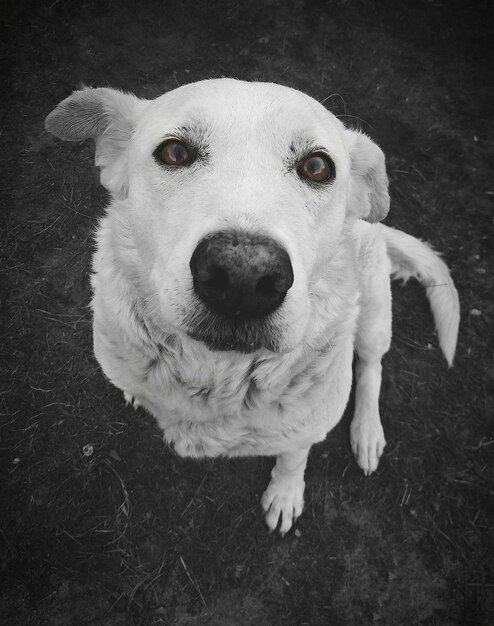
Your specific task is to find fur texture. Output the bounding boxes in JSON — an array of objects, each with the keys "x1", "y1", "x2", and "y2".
[{"x1": 45, "y1": 79, "x2": 459, "y2": 534}]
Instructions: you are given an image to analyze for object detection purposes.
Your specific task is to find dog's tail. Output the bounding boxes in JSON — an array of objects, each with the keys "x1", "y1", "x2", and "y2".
[{"x1": 380, "y1": 224, "x2": 460, "y2": 367}]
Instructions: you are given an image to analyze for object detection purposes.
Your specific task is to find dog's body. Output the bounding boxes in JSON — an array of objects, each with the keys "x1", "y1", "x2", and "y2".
[{"x1": 46, "y1": 79, "x2": 459, "y2": 534}]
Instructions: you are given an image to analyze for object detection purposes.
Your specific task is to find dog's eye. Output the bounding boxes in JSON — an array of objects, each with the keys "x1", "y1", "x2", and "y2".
[
  {"x1": 297, "y1": 153, "x2": 335, "y2": 183},
  {"x1": 156, "y1": 140, "x2": 192, "y2": 166}
]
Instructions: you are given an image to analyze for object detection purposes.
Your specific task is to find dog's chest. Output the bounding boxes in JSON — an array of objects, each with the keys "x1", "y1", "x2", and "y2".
[{"x1": 131, "y1": 337, "x2": 354, "y2": 458}]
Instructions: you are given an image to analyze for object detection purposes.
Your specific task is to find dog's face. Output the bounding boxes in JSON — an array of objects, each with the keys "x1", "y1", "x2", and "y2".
[{"x1": 46, "y1": 79, "x2": 389, "y2": 353}]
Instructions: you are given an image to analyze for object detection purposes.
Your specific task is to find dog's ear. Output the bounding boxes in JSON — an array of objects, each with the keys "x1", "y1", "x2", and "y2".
[
  {"x1": 345, "y1": 129, "x2": 390, "y2": 222},
  {"x1": 45, "y1": 87, "x2": 148, "y2": 198}
]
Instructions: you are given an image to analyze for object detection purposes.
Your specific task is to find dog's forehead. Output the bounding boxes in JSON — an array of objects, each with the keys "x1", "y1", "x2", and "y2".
[{"x1": 141, "y1": 79, "x2": 345, "y2": 146}]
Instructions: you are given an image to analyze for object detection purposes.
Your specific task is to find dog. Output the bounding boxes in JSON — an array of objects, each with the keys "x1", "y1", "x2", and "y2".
[{"x1": 45, "y1": 79, "x2": 459, "y2": 534}]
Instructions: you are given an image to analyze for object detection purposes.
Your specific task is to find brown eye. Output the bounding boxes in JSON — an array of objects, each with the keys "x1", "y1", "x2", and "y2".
[
  {"x1": 298, "y1": 153, "x2": 334, "y2": 183},
  {"x1": 157, "y1": 140, "x2": 192, "y2": 166}
]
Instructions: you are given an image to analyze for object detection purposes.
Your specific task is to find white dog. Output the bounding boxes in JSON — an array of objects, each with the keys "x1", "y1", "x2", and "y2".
[{"x1": 45, "y1": 79, "x2": 459, "y2": 534}]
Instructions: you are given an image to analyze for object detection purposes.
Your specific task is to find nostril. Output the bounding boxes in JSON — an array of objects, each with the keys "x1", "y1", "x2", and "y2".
[
  {"x1": 204, "y1": 266, "x2": 229, "y2": 291},
  {"x1": 256, "y1": 275, "x2": 278, "y2": 297}
]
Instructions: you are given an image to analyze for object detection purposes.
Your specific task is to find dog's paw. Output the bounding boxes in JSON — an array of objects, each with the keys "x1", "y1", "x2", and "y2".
[
  {"x1": 261, "y1": 477, "x2": 305, "y2": 535},
  {"x1": 350, "y1": 416, "x2": 386, "y2": 476},
  {"x1": 123, "y1": 391, "x2": 141, "y2": 408}
]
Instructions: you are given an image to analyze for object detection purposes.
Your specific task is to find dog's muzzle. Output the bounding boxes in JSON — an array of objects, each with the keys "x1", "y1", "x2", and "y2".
[{"x1": 187, "y1": 230, "x2": 294, "y2": 352}]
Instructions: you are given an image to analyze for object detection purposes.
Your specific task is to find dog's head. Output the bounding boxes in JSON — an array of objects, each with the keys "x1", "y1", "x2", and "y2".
[{"x1": 46, "y1": 79, "x2": 389, "y2": 354}]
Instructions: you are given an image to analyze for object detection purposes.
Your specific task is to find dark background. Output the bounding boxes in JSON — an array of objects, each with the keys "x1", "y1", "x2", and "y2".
[{"x1": 1, "y1": 1, "x2": 493, "y2": 624}]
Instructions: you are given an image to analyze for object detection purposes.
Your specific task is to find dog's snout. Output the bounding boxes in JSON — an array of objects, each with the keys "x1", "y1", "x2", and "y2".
[{"x1": 190, "y1": 230, "x2": 294, "y2": 320}]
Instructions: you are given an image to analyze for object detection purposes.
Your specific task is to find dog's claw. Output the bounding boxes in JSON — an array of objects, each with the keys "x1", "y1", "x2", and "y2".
[{"x1": 124, "y1": 391, "x2": 140, "y2": 408}]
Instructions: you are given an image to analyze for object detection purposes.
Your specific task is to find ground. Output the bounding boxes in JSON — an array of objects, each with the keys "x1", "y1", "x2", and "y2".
[{"x1": 1, "y1": 0, "x2": 493, "y2": 624}]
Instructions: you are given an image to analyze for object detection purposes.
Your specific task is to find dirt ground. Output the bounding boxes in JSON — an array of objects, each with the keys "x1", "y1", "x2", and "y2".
[{"x1": 1, "y1": 0, "x2": 493, "y2": 624}]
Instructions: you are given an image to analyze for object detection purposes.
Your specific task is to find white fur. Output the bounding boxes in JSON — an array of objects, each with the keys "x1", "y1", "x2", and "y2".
[{"x1": 46, "y1": 79, "x2": 459, "y2": 534}]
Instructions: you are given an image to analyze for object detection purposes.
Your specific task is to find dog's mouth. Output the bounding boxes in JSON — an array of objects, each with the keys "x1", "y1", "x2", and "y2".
[{"x1": 184, "y1": 307, "x2": 283, "y2": 353}]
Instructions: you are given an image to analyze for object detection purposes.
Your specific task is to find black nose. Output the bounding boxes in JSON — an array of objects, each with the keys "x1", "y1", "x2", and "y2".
[{"x1": 190, "y1": 230, "x2": 294, "y2": 320}]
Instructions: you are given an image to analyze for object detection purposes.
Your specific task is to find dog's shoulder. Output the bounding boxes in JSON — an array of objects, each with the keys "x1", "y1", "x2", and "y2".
[{"x1": 350, "y1": 221, "x2": 390, "y2": 278}]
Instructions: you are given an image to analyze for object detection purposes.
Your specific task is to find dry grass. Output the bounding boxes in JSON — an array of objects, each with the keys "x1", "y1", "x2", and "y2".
[{"x1": 1, "y1": 0, "x2": 493, "y2": 624}]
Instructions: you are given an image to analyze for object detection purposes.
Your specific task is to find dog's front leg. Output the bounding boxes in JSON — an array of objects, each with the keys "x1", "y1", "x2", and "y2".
[
  {"x1": 351, "y1": 238, "x2": 392, "y2": 474},
  {"x1": 261, "y1": 448, "x2": 310, "y2": 535},
  {"x1": 351, "y1": 356, "x2": 387, "y2": 475}
]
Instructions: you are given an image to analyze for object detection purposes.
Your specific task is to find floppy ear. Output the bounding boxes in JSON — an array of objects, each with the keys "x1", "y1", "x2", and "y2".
[
  {"x1": 345, "y1": 129, "x2": 390, "y2": 222},
  {"x1": 45, "y1": 87, "x2": 148, "y2": 198}
]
